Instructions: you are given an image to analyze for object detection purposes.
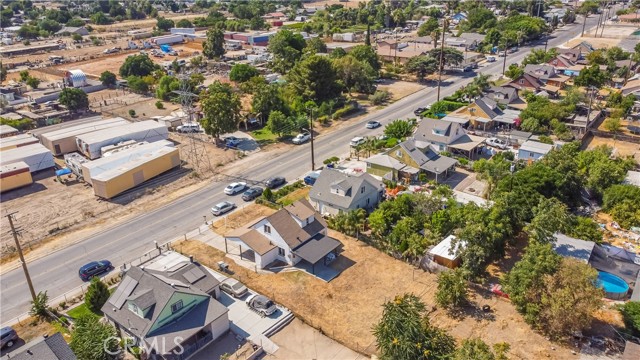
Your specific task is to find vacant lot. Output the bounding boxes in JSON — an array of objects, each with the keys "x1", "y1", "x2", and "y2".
[
  {"x1": 583, "y1": 135, "x2": 640, "y2": 163},
  {"x1": 177, "y1": 223, "x2": 584, "y2": 360}
]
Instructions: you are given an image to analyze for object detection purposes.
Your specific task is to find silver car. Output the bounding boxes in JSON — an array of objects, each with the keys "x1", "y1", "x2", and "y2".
[
  {"x1": 220, "y1": 278, "x2": 248, "y2": 298},
  {"x1": 211, "y1": 201, "x2": 236, "y2": 216}
]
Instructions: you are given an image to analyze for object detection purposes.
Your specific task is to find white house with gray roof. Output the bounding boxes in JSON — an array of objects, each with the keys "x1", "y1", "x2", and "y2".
[
  {"x1": 518, "y1": 140, "x2": 554, "y2": 161},
  {"x1": 102, "y1": 254, "x2": 228, "y2": 360},
  {"x1": 308, "y1": 168, "x2": 384, "y2": 216}
]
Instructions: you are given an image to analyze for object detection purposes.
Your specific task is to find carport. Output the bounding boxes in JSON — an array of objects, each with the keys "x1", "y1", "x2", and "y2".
[
  {"x1": 448, "y1": 134, "x2": 485, "y2": 159},
  {"x1": 293, "y1": 234, "x2": 342, "y2": 275}
]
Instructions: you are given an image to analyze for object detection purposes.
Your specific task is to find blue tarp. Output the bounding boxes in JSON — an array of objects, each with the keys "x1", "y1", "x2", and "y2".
[
  {"x1": 160, "y1": 44, "x2": 171, "y2": 53},
  {"x1": 55, "y1": 168, "x2": 72, "y2": 176}
]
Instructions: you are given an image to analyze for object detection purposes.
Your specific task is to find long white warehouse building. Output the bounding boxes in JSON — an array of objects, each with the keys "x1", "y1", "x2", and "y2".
[
  {"x1": 38, "y1": 117, "x2": 130, "y2": 155},
  {"x1": 0, "y1": 143, "x2": 55, "y2": 172},
  {"x1": 75, "y1": 120, "x2": 169, "y2": 160}
]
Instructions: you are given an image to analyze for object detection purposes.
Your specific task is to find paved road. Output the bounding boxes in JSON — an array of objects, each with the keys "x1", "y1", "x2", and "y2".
[{"x1": 0, "y1": 15, "x2": 603, "y2": 322}]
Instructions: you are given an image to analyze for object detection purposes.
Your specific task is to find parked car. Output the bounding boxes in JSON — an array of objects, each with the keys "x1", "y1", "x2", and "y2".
[
  {"x1": 224, "y1": 136, "x2": 240, "y2": 147},
  {"x1": 463, "y1": 66, "x2": 472, "y2": 72},
  {"x1": 220, "y1": 278, "x2": 248, "y2": 298},
  {"x1": 242, "y1": 187, "x2": 263, "y2": 201},
  {"x1": 211, "y1": 201, "x2": 236, "y2": 216},
  {"x1": 414, "y1": 107, "x2": 426, "y2": 116},
  {"x1": 0, "y1": 327, "x2": 18, "y2": 349},
  {"x1": 224, "y1": 182, "x2": 247, "y2": 195},
  {"x1": 304, "y1": 170, "x2": 322, "y2": 185},
  {"x1": 176, "y1": 123, "x2": 200, "y2": 133},
  {"x1": 292, "y1": 132, "x2": 311, "y2": 144},
  {"x1": 265, "y1": 176, "x2": 286, "y2": 189},
  {"x1": 79, "y1": 260, "x2": 112, "y2": 281},
  {"x1": 366, "y1": 121, "x2": 381, "y2": 129},
  {"x1": 486, "y1": 56, "x2": 496, "y2": 62},
  {"x1": 350, "y1": 136, "x2": 365, "y2": 147},
  {"x1": 246, "y1": 294, "x2": 277, "y2": 317},
  {"x1": 508, "y1": 47, "x2": 518, "y2": 54},
  {"x1": 486, "y1": 137, "x2": 508, "y2": 150}
]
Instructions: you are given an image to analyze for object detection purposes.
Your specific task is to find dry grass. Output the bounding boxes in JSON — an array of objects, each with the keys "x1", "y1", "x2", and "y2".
[
  {"x1": 583, "y1": 136, "x2": 640, "y2": 163},
  {"x1": 277, "y1": 187, "x2": 310, "y2": 206},
  {"x1": 11, "y1": 317, "x2": 63, "y2": 343},
  {"x1": 211, "y1": 204, "x2": 277, "y2": 235},
  {"x1": 176, "y1": 228, "x2": 583, "y2": 359}
]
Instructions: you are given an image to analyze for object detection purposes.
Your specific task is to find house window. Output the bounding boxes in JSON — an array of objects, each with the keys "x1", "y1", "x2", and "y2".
[
  {"x1": 519, "y1": 79, "x2": 524, "y2": 84},
  {"x1": 439, "y1": 144, "x2": 445, "y2": 151},
  {"x1": 264, "y1": 225, "x2": 271, "y2": 234},
  {"x1": 367, "y1": 198, "x2": 370, "y2": 205},
  {"x1": 278, "y1": 247, "x2": 285, "y2": 256},
  {"x1": 367, "y1": 162, "x2": 371, "y2": 168},
  {"x1": 529, "y1": 152, "x2": 535, "y2": 157},
  {"x1": 171, "y1": 300, "x2": 183, "y2": 314},
  {"x1": 360, "y1": 186, "x2": 365, "y2": 194}
]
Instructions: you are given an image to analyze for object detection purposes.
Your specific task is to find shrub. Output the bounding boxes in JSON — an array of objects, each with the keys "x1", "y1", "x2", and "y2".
[
  {"x1": 323, "y1": 156, "x2": 340, "y2": 165},
  {"x1": 332, "y1": 103, "x2": 359, "y2": 119},
  {"x1": 85, "y1": 277, "x2": 109, "y2": 313},
  {"x1": 369, "y1": 90, "x2": 391, "y2": 105},
  {"x1": 620, "y1": 301, "x2": 640, "y2": 336},
  {"x1": 155, "y1": 101, "x2": 164, "y2": 109},
  {"x1": 385, "y1": 137, "x2": 398, "y2": 148},
  {"x1": 128, "y1": 109, "x2": 136, "y2": 117}
]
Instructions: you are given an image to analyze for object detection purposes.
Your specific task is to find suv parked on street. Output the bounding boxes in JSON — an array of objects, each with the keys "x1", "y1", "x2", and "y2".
[
  {"x1": 79, "y1": 260, "x2": 113, "y2": 281},
  {"x1": 220, "y1": 278, "x2": 248, "y2": 298}
]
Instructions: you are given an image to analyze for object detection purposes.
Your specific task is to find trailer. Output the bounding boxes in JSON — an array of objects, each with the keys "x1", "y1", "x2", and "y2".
[
  {"x1": 63, "y1": 152, "x2": 89, "y2": 178},
  {"x1": 81, "y1": 140, "x2": 174, "y2": 185},
  {"x1": 75, "y1": 120, "x2": 169, "y2": 160},
  {"x1": 0, "y1": 143, "x2": 55, "y2": 172},
  {"x1": 0, "y1": 161, "x2": 33, "y2": 193},
  {"x1": 39, "y1": 117, "x2": 130, "y2": 156},
  {"x1": 0, "y1": 134, "x2": 39, "y2": 151},
  {"x1": 90, "y1": 146, "x2": 180, "y2": 199},
  {"x1": 0, "y1": 125, "x2": 19, "y2": 138},
  {"x1": 151, "y1": 34, "x2": 184, "y2": 45}
]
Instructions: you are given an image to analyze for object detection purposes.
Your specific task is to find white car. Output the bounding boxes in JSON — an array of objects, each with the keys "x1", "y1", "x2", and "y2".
[
  {"x1": 486, "y1": 56, "x2": 496, "y2": 62},
  {"x1": 176, "y1": 123, "x2": 200, "y2": 133},
  {"x1": 211, "y1": 201, "x2": 236, "y2": 216},
  {"x1": 350, "y1": 136, "x2": 366, "y2": 147},
  {"x1": 292, "y1": 132, "x2": 310, "y2": 144},
  {"x1": 486, "y1": 137, "x2": 508, "y2": 150},
  {"x1": 366, "y1": 121, "x2": 381, "y2": 129},
  {"x1": 224, "y1": 182, "x2": 247, "y2": 195}
]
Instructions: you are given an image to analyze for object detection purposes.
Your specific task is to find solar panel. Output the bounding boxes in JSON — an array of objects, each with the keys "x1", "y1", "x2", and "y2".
[
  {"x1": 183, "y1": 267, "x2": 206, "y2": 284},
  {"x1": 109, "y1": 276, "x2": 139, "y2": 309}
]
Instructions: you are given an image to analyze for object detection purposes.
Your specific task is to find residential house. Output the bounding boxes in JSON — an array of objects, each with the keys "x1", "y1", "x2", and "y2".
[
  {"x1": 451, "y1": 97, "x2": 505, "y2": 130},
  {"x1": 428, "y1": 235, "x2": 466, "y2": 269},
  {"x1": 623, "y1": 170, "x2": 640, "y2": 187},
  {"x1": 450, "y1": 12, "x2": 467, "y2": 23},
  {"x1": 518, "y1": 140, "x2": 553, "y2": 161},
  {"x1": 224, "y1": 200, "x2": 341, "y2": 274},
  {"x1": 414, "y1": 118, "x2": 485, "y2": 158},
  {"x1": 507, "y1": 73, "x2": 544, "y2": 92},
  {"x1": 524, "y1": 64, "x2": 570, "y2": 93},
  {"x1": 55, "y1": 26, "x2": 89, "y2": 36},
  {"x1": 566, "y1": 106, "x2": 604, "y2": 133},
  {"x1": 459, "y1": 32, "x2": 485, "y2": 50},
  {"x1": 103, "y1": 257, "x2": 229, "y2": 360},
  {"x1": 572, "y1": 41, "x2": 595, "y2": 55},
  {"x1": 365, "y1": 138, "x2": 458, "y2": 182},
  {"x1": 0, "y1": 333, "x2": 76, "y2": 360},
  {"x1": 308, "y1": 168, "x2": 384, "y2": 216},
  {"x1": 556, "y1": 47, "x2": 582, "y2": 63},
  {"x1": 486, "y1": 86, "x2": 527, "y2": 110},
  {"x1": 547, "y1": 54, "x2": 576, "y2": 71},
  {"x1": 622, "y1": 78, "x2": 640, "y2": 98}
]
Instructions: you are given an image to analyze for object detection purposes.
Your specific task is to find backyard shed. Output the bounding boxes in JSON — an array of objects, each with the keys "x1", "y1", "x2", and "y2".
[
  {"x1": 64, "y1": 69, "x2": 88, "y2": 88},
  {"x1": 81, "y1": 140, "x2": 174, "y2": 185},
  {"x1": 39, "y1": 117, "x2": 129, "y2": 155},
  {"x1": 0, "y1": 161, "x2": 33, "y2": 192},
  {"x1": 428, "y1": 235, "x2": 466, "y2": 269},
  {"x1": 0, "y1": 134, "x2": 39, "y2": 151},
  {"x1": 0, "y1": 125, "x2": 19, "y2": 138},
  {"x1": 91, "y1": 146, "x2": 180, "y2": 199},
  {"x1": 75, "y1": 120, "x2": 168, "y2": 160},
  {"x1": 0, "y1": 143, "x2": 55, "y2": 172}
]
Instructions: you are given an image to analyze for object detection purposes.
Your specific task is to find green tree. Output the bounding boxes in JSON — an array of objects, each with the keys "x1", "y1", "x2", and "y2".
[
  {"x1": 384, "y1": 119, "x2": 413, "y2": 139},
  {"x1": 201, "y1": 81, "x2": 241, "y2": 138},
  {"x1": 19, "y1": 70, "x2": 30, "y2": 82},
  {"x1": 574, "y1": 64, "x2": 607, "y2": 88},
  {"x1": 251, "y1": 83, "x2": 287, "y2": 123},
  {"x1": 435, "y1": 268, "x2": 468, "y2": 310},
  {"x1": 428, "y1": 47, "x2": 464, "y2": 68},
  {"x1": 417, "y1": 17, "x2": 439, "y2": 36},
  {"x1": 126, "y1": 75, "x2": 149, "y2": 93},
  {"x1": 522, "y1": 48, "x2": 558, "y2": 65},
  {"x1": 609, "y1": 200, "x2": 640, "y2": 229},
  {"x1": 176, "y1": 19, "x2": 193, "y2": 28},
  {"x1": 268, "y1": 29, "x2": 306, "y2": 73},
  {"x1": 526, "y1": 197, "x2": 570, "y2": 243},
  {"x1": 229, "y1": 63, "x2": 260, "y2": 83},
  {"x1": 70, "y1": 315, "x2": 119, "y2": 360},
  {"x1": 203, "y1": 27, "x2": 225, "y2": 59},
  {"x1": 373, "y1": 294, "x2": 456, "y2": 360},
  {"x1": 85, "y1": 277, "x2": 110, "y2": 313},
  {"x1": 25, "y1": 76, "x2": 40, "y2": 89},
  {"x1": 99, "y1": 71, "x2": 117, "y2": 86},
  {"x1": 454, "y1": 338, "x2": 496, "y2": 360},
  {"x1": 90, "y1": 11, "x2": 111, "y2": 25},
  {"x1": 333, "y1": 55, "x2": 375, "y2": 94},
  {"x1": 567, "y1": 216, "x2": 602, "y2": 243},
  {"x1": 119, "y1": 54, "x2": 158, "y2": 77},
  {"x1": 58, "y1": 88, "x2": 89, "y2": 113},
  {"x1": 29, "y1": 291, "x2": 49, "y2": 320},
  {"x1": 266, "y1": 110, "x2": 294, "y2": 137},
  {"x1": 155, "y1": 75, "x2": 179, "y2": 100},
  {"x1": 620, "y1": 301, "x2": 640, "y2": 337},
  {"x1": 405, "y1": 55, "x2": 438, "y2": 81},
  {"x1": 156, "y1": 16, "x2": 175, "y2": 31},
  {"x1": 603, "y1": 184, "x2": 640, "y2": 212},
  {"x1": 349, "y1": 45, "x2": 380, "y2": 73},
  {"x1": 578, "y1": 1, "x2": 600, "y2": 15},
  {"x1": 303, "y1": 37, "x2": 327, "y2": 55},
  {"x1": 461, "y1": 7, "x2": 497, "y2": 32},
  {"x1": 604, "y1": 117, "x2": 621, "y2": 137},
  {"x1": 288, "y1": 55, "x2": 340, "y2": 102}
]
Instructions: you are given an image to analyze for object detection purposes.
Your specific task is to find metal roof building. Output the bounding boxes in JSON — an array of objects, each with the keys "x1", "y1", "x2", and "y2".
[
  {"x1": 75, "y1": 120, "x2": 168, "y2": 160},
  {"x1": 39, "y1": 117, "x2": 129, "y2": 155},
  {"x1": 64, "y1": 69, "x2": 88, "y2": 88},
  {"x1": 0, "y1": 134, "x2": 39, "y2": 151},
  {"x1": 0, "y1": 143, "x2": 55, "y2": 172}
]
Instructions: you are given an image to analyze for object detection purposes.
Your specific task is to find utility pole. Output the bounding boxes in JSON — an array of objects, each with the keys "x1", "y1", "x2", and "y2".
[
  {"x1": 581, "y1": 11, "x2": 588, "y2": 37},
  {"x1": 308, "y1": 108, "x2": 315, "y2": 171},
  {"x1": 586, "y1": 86, "x2": 595, "y2": 128},
  {"x1": 436, "y1": 18, "x2": 447, "y2": 102},
  {"x1": 6, "y1": 213, "x2": 37, "y2": 303},
  {"x1": 502, "y1": 41, "x2": 509, "y2": 76}
]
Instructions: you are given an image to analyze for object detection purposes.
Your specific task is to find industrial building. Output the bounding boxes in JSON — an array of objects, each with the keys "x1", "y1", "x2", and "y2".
[
  {"x1": 38, "y1": 117, "x2": 129, "y2": 156},
  {"x1": 75, "y1": 120, "x2": 169, "y2": 160},
  {"x1": 0, "y1": 143, "x2": 55, "y2": 172},
  {"x1": 81, "y1": 140, "x2": 174, "y2": 185},
  {"x1": 0, "y1": 124, "x2": 19, "y2": 138},
  {"x1": 0, "y1": 133, "x2": 39, "y2": 151},
  {"x1": 90, "y1": 146, "x2": 180, "y2": 199},
  {"x1": 0, "y1": 161, "x2": 33, "y2": 192}
]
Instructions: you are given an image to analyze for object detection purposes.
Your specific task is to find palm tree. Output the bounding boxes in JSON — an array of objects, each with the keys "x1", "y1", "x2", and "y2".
[{"x1": 471, "y1": 73, "x2": 491, "y2": 92}]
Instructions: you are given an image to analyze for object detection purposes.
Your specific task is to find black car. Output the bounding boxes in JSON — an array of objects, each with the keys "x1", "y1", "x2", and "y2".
[
  {"x1": 0, "y1": 327, "x2": 18, "y2": 349},
  {"x1": 79, "y1": 260, "x2": 112, "y2": 281},
  {"x1": 414, "y1": 107, "x2": 426, "y2": 116},
  {"x1": 265, "y1": 176, "x2": 286, "y2": 189},
  {"x1": 242, "y1": 186, "x2": 263, "y2": 201}
]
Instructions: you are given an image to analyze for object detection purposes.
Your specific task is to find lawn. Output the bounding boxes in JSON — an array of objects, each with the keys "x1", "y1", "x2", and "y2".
[
  {"x1": 277, "y1": 187, "x2": 310, "y2": 206},
  {"x1": 250, "y1": 128, "x2": 278, "y2": 145},
  {"x1": 67, "y1": 302, "x2": 102, "y2": 319}
]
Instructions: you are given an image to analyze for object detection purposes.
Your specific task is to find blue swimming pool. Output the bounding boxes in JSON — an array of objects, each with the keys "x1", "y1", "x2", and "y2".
[{"x1": 597, "y1": 271, "x2": 629, "y2": 300}]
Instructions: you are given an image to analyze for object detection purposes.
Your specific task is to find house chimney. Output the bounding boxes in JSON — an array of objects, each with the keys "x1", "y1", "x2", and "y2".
[{"x1": 189, "y1": 255, "x2": 193, "y2": 263}]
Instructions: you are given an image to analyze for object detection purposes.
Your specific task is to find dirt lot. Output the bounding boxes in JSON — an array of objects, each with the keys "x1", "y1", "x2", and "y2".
[
  {"x1": 376, "y1": 80, "x2": 425, "y2": 103},
  {"x1": 583, "y1": 135, "x2": 640, "y2": 163},
  {"x1": 177, "y1": 218, "x2": 595, "y2": 360}
]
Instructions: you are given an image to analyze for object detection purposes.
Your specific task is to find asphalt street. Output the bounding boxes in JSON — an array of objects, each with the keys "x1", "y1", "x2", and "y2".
[{"x1": 0, "y1": 15, "x2": 605, "y2": 322}]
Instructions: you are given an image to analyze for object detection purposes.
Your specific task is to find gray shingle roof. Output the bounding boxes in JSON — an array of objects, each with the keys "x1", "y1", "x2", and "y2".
[
  {"x1": 475, "y1": 97, "x2": 503, "y2": 119},
  {"x1": 1, "y1": 332, "x2": 76, "y2": 360},
  {"x1": 524, "y1": 64, "x2": 557, "y2": 80},
  {"x1": 265, "y1": 199, "x2": 327, "y2": 249},
  {"x1": 309, "y1": 169, "x2": 383, "y2": 210},
  {"x1": 414, "y1": 118, "x2": 465, "y2": 145}
]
